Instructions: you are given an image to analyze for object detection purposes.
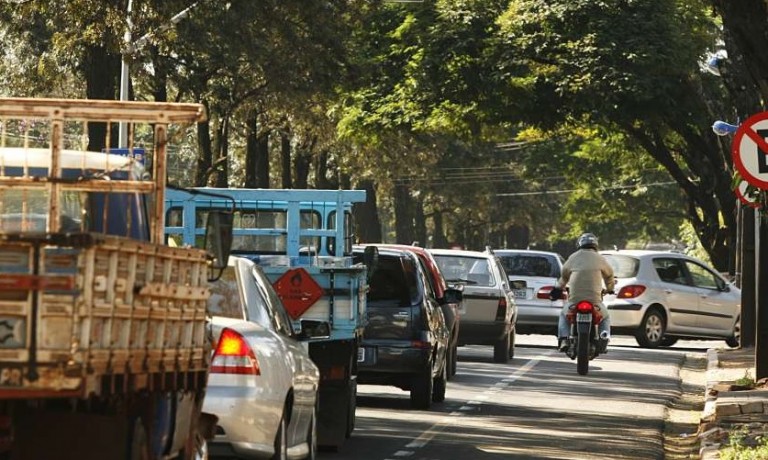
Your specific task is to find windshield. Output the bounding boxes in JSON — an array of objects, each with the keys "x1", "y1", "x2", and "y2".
[
  {"x1": 499, "y1": 253, "x2": 560, "y2": 278},
  {"x1": 603, "y1": 254, "x2": 640, "y2": 278}
]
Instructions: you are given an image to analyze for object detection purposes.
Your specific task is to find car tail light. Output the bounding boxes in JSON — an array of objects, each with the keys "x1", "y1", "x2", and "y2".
[
  {"x1": 210, "y1": 328, "x2": 260, "y2": 375},
  {"x1": 495, "y1": 297, "x2": 507, "y2": 321},
  {"x1": 617, "y1": 285, "x2": 646, "y2": 299},
  {"x1": 411, "y1": 340, "x2": 432, "y2": 349},
  {"x1": 536, "y1": 286, "x2": 553, "y2": 300},
  {"x1": 575, "y1": 301, "x2": 594, "y2": 313}
]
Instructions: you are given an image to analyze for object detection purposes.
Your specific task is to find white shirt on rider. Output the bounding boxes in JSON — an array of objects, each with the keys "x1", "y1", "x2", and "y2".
[{"x1": 557, "y1": 248, "x2": 615, "y2": 309}]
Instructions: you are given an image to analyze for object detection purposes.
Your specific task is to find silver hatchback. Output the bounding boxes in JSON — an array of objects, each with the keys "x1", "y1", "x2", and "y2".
[{"x1": 601, "y1": 250, "x2": 740, "y2": 348}]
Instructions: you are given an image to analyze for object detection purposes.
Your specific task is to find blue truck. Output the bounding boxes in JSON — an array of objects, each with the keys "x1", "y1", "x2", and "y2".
[{"x1": 165, "y1": 188, "x2": 368, "y2": 449}]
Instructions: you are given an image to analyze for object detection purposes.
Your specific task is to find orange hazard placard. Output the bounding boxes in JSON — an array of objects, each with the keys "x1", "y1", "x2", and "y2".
[{"x1": 273, "y1": 268, "x2": 324, "y2": 319}]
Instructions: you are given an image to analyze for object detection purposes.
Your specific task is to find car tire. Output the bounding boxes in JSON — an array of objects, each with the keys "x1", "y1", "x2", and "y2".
[
  {"x1": 432, "y1": 360, "x2": 447, "y2": 403},
  {"x1": 635, "y1": 309, "x2": 665, "y2": 348},
  {"x1": 493, "y1": 332, "x2": 511, "y2": 363},
  {"x1": 508, "y1": 328, "x2": 516, "y2": 359},
  {"x1": 306, "y1": 405, "x2": 318, "y2": 460},
  {"x1": 410, "y1": 368, "x2": 433, "y2": 410},
  {"x1": 271, "y1": 414, "x2": 288, "y2": 460},
  {"x1": 659, "y1": 336, "x2": 678, "y2": 347},
  {"x1": 726, "y1": 318, "x2": 740, "y2": 348}
]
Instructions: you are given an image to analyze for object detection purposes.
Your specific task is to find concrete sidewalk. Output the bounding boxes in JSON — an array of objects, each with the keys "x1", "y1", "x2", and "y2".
[{"x1": 698, "y1": 346, "x2": 768, "y2": 459}]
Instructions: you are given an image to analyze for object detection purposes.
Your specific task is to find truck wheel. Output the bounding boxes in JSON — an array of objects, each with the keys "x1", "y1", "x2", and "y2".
[
  {"x1": 270, "y1": 415, "x2": 287, "y2": 460},
  {"x1": 345, "y1": 380, "x2": 356, "y2": 439},
  {"x1": 493, "y1": 332, "x2": 511, "y2": 363},
  {"x1": 410, "y1": 368, "x2": 433, "y2": 410},
  {"x1": 445, "y1": 345, "x2": 454, "y2": 381},
  {"x1": 432, "y1": 361, "x2": 447, "y2": 403}
]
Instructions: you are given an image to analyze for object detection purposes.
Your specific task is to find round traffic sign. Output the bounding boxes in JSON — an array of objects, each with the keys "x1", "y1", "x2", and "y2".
[{"x1": 733, "y1": 111, "x2": 768, "y2": 189}]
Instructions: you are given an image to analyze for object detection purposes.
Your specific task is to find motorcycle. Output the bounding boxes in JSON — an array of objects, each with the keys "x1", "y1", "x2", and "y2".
[{"x1": 562, "y1": 298, "x2": 609, "y2": 375}]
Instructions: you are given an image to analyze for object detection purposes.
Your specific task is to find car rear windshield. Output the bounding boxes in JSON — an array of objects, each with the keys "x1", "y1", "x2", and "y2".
[
  {"x1": 499, "y1": 254, "x2": 560, "y2": 278},
  {"x1": 433, "y1": 255, "x2": 495, "y2": 286},
  {"x1": 207, "y1": 266, "x2": 245, "y2": 319},
  {"x1": 603, "y1": 254, "x2": 640, "y2": 278},
  {"x1": 367, "y1": 255, "x2": 420, "y2": 306}
]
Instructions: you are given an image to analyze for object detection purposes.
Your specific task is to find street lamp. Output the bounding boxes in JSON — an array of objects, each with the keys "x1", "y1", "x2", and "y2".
[
  {"x1": 712, "y1": 120, "x2": 739, "y2": 136},
  {"x1": 119, "y1": 1, "x2": 199, "y2": 147}
]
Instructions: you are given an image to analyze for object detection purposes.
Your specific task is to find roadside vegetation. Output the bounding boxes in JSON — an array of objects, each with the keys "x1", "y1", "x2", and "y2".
[{"x1": 0, "y1": 1, "x2": 765, "y2": 264}]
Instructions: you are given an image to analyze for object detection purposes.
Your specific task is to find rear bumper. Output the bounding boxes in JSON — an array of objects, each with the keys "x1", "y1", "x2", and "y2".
[
  {"x1": 357, "y1": 343, "x2": 432, "y2": 384},
  {"x1": 457, "y1": 321, "x2": 511, "y2": 346},
  {"x1": 202, "y1": 384, "x2": 283, "y2": 458},
  {"x1": 515, "y1": 303, "x2": 561, "y2": 333},
  {"x1": 605, "y1": 302, "x2": 645, "y2": 328}
]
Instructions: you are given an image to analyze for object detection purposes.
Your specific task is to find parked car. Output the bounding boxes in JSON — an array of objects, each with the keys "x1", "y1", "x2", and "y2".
[
  {"x1": 600, "y1": 250, "x2": 741, "y2": 348},
  {"x1": 204, "y1": 256, "x2": 329, "y2": 459},
  {"x1": 352, "y1": 246, "x2": 450, "y2": 409},
  {"x1": 369, "y1": 244, "x2": 463, "y2": 379},
  {"x1": 494, "y1": 249, "x2": 566, "y2": 336},
  {"x1": 429, "y1": 249, "x2": 517, "y2": 363}
]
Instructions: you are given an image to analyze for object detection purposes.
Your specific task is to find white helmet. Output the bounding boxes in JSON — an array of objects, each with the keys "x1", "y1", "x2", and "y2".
[{"x1": 577, "y1": 233, "x2": 598, "y2": 250}]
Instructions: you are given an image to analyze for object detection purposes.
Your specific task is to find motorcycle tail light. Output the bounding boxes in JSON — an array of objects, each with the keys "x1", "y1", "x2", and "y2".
[
  {"x1": 617, "y1": 285, "x2": 646, "y2": 299},
  {"x1": 575, "y1": 301, "x2": 594, "y2": 313},
  {"x1": 211, "y1": 328, "x2": 261, "y2": 375},
  {"x1": 495, "y1": 297, "x2": 507, "y2": 321}
]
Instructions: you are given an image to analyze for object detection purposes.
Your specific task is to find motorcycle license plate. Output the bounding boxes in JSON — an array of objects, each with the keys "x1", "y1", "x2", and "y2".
[{"x1": 576, "y1": 313, "x2": 592, "y2": 322}]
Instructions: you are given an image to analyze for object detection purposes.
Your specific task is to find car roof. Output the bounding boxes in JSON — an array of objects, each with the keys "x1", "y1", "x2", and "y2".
[
  {"x1": 493, "y1": 249, "x2": 562, "y2": 258},
  {"x1": 601, "y1": 249, "x2": 686, "y2": 258},
  {"x1": 428, "y1": 248, "x2": 493, "y2": 259}
]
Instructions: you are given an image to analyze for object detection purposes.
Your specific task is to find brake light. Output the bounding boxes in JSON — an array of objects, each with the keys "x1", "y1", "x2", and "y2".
[
  {"x1": 411, "y1": 340, "x2": 432, "y2": 349},
  {"x1": 617, "y1": 285, "x2": 646, "y2": 299},
  {"x1": 575, "y1": 301, "x2": 594, "y2": 313},
  {"x1": 495, "y1": 297, "x2": 507, "y2": 321},
  {"x1": 210, "y1": 328, "x2": 260, "y2": 375},
  {"x1": 537, "y1": 286, "x2": 553, "y2": 300}
]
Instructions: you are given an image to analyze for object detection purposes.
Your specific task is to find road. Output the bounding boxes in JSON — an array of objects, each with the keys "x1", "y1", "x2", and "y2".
[{"x1": 323, "y1": 334, "x2": 717, "y2": 460}]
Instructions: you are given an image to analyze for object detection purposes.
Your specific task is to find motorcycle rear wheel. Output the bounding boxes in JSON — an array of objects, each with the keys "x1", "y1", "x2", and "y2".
[{"x1": 576, "y1": 332, "x2": 589, "y2": 375}]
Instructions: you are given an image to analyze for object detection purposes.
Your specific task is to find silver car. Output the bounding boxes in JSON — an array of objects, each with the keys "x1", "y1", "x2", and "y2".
[
  {"x1": 204, "y1": 257, "x2": 327, "y2": 459},
  {"x1": 601, "y1": 250, "x2": 741, "y2": 348},
  {"x1": 430, "y1": 249, "x2": 517, "y2": 363},
  {"x1": 494, "y1": 249, "x2": 566, "y2": 335}
]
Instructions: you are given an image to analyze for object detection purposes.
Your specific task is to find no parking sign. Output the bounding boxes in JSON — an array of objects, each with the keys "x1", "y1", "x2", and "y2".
[{"x1": 733, "y1": 112, "x2": 768, "y2": 189}]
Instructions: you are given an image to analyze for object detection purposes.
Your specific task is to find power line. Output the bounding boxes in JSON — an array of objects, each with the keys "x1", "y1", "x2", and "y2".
[{"x1": 496, "y1": 181, "x2": 680, "y2": 197}]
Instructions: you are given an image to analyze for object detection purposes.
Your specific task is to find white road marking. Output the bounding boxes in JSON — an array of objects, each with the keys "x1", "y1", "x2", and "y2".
[{"x1": 389, "y1": 350, "x2": 552, "y2": 457}]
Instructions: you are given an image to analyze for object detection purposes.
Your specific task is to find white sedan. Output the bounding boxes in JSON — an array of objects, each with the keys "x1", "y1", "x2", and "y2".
[{"x1": 203, "y1": 256, "x2": 328, "y2": 459}]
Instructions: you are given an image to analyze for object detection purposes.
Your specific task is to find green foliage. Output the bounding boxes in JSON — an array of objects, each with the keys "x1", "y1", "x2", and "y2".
[{"x1": 720, "y1": 425, "x2": 768, "y2": 460}]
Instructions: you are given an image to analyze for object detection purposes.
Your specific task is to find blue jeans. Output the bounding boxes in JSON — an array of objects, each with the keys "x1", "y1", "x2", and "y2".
[{"x1": 558, "y1": 302, "x2": 611, "y2": 339}]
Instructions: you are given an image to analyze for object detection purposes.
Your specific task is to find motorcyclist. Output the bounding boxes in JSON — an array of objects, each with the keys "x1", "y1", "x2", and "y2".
[{"x1": 550, "y1": 233, "x2": 615, "y2": 352}]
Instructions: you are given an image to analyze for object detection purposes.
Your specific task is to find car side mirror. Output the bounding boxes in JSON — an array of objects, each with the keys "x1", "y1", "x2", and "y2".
[
  {"x1": 443, "y1": 287, "x2": 463, "y2": 304},
  {"x1": 204, "y1": 211, "x2": 234, "y2": 281},
  {"x1": 717, "y1": 278, "x2": 730, "y2": 292},
  {"x1": 297, "y1": 320, "x2": 331, "y2": 340}
]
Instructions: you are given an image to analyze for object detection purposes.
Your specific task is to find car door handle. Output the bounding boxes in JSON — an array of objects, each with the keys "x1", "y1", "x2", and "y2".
[{"x1": 664, "y1": 289, "x2": 673, "y2": 294}]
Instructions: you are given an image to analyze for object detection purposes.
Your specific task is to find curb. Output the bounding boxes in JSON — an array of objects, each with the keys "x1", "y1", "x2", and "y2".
[{"x1": 700, "y1": 348, "x2": 720, "y2": 460}]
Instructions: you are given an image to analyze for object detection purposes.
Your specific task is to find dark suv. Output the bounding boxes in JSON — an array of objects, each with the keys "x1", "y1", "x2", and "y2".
[{"x1": 353, "y1": 246, "x2": 450, "y2": 409}]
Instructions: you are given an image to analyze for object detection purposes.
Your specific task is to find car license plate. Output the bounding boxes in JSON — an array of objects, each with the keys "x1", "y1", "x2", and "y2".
[
  {"x1": 576, "y1": 313, "x2": 592, "y2": 322},
  {"x1": 357, "y1": 347, "x2": 365, "y2": 362},
  {"x1": 513, "y1": 289, "x2": 527, "y2": 299}
]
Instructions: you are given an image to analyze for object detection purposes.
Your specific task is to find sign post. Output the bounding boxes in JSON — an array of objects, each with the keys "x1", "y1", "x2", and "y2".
[{"x1": 733, "y1": 112, "x2": 768, "y2": 378}]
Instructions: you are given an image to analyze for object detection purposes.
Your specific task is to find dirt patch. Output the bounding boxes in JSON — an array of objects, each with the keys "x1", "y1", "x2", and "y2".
[{"x1": 663, "y1": 353, "x2": 707, "y2": 460}]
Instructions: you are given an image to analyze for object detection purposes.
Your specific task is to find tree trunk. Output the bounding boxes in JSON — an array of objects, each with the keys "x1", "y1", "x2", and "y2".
[
  {"x1": 715, "y1": 0, "x2": 768, "y2": 101},
  {"x1": 256, "y1": 129, "x2": 270, "y2": 188},
  {"x1": 83, "y1": 43, "x2": 119, "y2": 151},
  {"x1": 213, "y1": 117, "x2": 229, "y2": 188},
  {"x1": 506, "y1": 225, "x2": 530, "y2": 249},
  {"x1": 432, "y1": 212, "x2": 448, "y2": 248},
  {"x1": 354, "y1": 179, "x2": 382, "y2": 243},
  {"x1": 280, "y1": 128, "x2": 292, "y2": 189},
  {"x1": 414, "y1": 195, "x2": 426, "y2": 247},
  {"x1": 195, "y1": 100, "x2": 214, "y2": 187},
  {"x1": 394, "y1": 184, "x2": 415, "y2": 245},
  {"x1": 293, "y1": 135, "x2": 315, "y2": 189},
  {"x1": 314, "y1": 149, "x2": 330, "y2": 189},
  {"x1": 244, "y1": 110, "x2": 270, "y2": 189}
]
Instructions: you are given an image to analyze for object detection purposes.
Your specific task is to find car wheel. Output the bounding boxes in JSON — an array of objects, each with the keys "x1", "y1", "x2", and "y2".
[
  {"x1": 635, "y1": 309, "x2": 665, "y2": 348},
  {"x1": 726, "y1": 318, "x2": 741, "y2": 348},
  {"x1": 508, "y1": 328, "x2": 516, "y2": 359},
  {"x1": 450, "y1": 343, "x2": 458, "y2": 378},
  {"x1": 432, "y1": 360, "x2": 447, "y2": 403},
  {"x1": 270, "y1": 414, "x2": 288, "y2": 460},
  {"x1": 306, "y1": 406, "x2": 318, "y2": 460},
  {"x1": 493, "y1": 332, "x2": 511, "y2": 363},
  {"x1": 659, "y1": 336, "x2": 678, "y2": 347},
  {"x1": 410, "y1": 368, "x2": 433, "y2": 410}
]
